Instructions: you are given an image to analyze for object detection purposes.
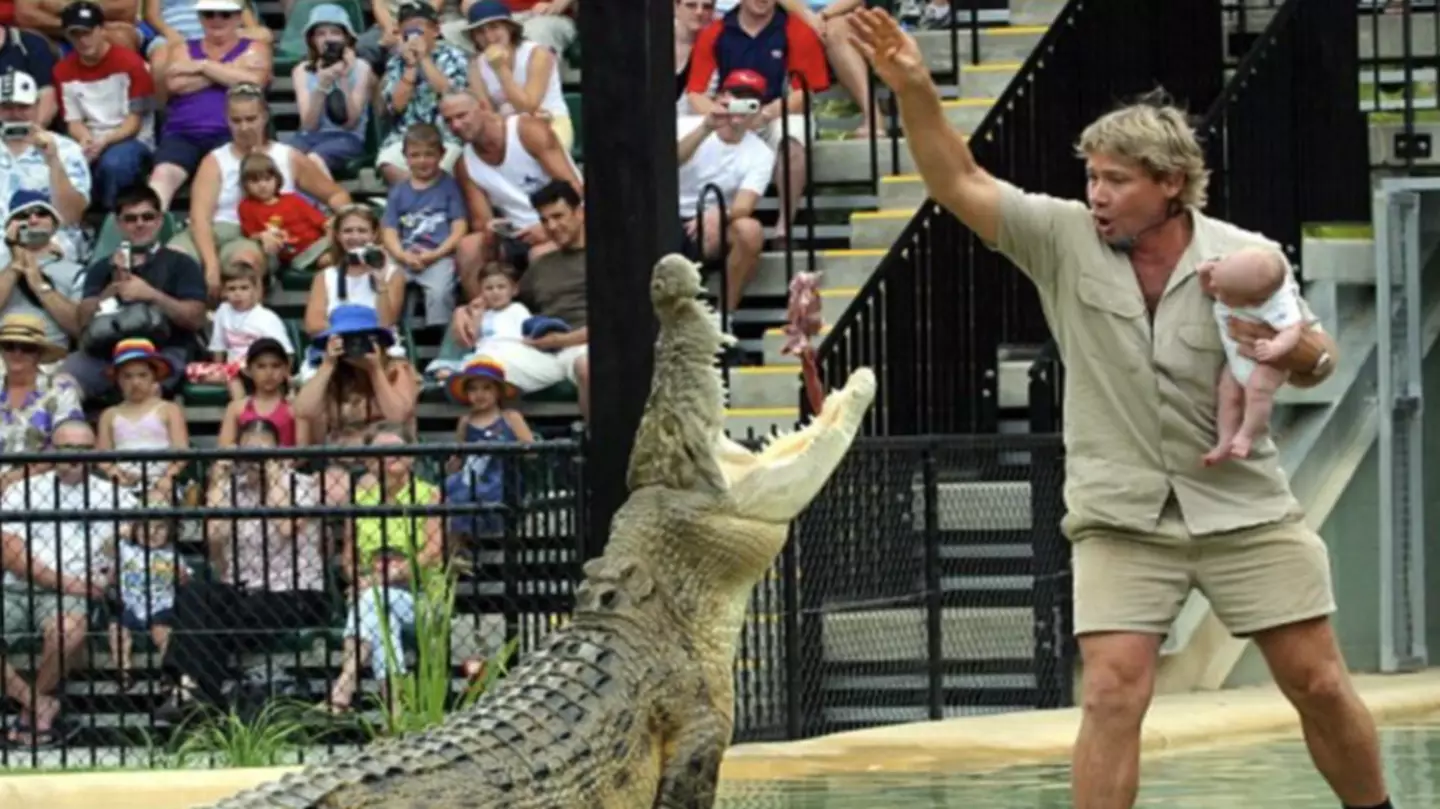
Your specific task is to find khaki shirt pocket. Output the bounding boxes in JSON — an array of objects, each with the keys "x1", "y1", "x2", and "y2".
[
  {"x1": 1170, "y1": 323, "x2": 1229, "y2": 396},
  {"x1": 1072, "y1": 275, "x2": 1147, "y2": 370}
]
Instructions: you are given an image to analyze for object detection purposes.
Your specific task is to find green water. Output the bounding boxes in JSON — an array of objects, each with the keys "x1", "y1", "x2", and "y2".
[{"x1": 717, "y1": 716, "x2": 1440, "y2": 807}]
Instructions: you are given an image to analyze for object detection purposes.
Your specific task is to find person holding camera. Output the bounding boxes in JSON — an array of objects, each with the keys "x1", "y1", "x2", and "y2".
[
  {"x1": 302, "y1": 204, "x2": 406, "y2": 344},
  {"x1": 61, "y1": 186, "x2": 207, "y2": 400},
  {"x1": 288, "y1": 4, "x2": 374, "y2": 178},
  {"x1": 676, "y1": 69, "x2": 774, "y2": 316},
  {"x1": 0, "y1": 71, "x2": 91, "y2": 248},
  {"x1": 0, "y1": 191, "x2": 85, "y2": 347},
  {"x1": 376, "y1": 2, "x2": 469, "y2": 187}
]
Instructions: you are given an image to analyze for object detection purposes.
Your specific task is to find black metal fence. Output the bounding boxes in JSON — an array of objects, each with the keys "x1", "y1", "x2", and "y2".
[{"x1": 0, "y1": 425, "x2": 1068, "y2": 766}]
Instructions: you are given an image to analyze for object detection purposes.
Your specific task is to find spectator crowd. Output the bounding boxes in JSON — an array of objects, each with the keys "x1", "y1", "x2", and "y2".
[{"x1": 0, "y1": 0, "x2": 876, "y2": 747}]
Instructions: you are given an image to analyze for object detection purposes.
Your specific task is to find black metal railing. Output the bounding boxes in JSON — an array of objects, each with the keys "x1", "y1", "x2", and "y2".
[
  {"x1": 1360, "y1": 1, "x2": 1440, "y2": 170},
  {"x1": 696, "y1": 181, "x2": 733, "y2": 330},
  {"x1": 1201, "y1": 0, "x2": 1368, "y2": 267}
]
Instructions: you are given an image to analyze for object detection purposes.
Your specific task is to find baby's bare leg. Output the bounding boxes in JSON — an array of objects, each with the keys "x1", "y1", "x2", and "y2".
[
  {"x1": 1203, "y1": 367, "x2": 1246, "y2": 466},
  {"x1": 1230, "y1": 364, "x2": 1288, "y2": 459}
]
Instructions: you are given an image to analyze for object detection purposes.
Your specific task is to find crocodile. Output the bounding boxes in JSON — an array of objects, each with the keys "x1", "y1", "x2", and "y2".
[{"x1": 205, "y1": 253, "x2": 877, "y2": 808}]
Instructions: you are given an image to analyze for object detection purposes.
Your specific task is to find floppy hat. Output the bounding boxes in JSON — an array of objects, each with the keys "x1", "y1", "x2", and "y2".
[
  {"x1": 311, "y1": 304, "x2": 396, "y2": 350},
  {"x1": 521, "y1": 315, "x2": 571, "y2": 341},
  {"x1": 6, "y1": 189, "x2": 61, "y2": 223},
  {"x1": 195, "y1": 0, "x2": 245, "y2": 12},
  {"x1": 0, "y1": 313, "x2": 66, "y2": 363},
  {"x1": 304, "y1": 3, "x2": 357, "y2": 39},
  {"x1": 110, "y1": 337, "x2": 175, "y2": 379},
  {"x1": 447, "y1": 355, "x2": 518, "y2": 403},
  {"x1": 466, "y1": 0, "x2": 522, "y2": 36}
]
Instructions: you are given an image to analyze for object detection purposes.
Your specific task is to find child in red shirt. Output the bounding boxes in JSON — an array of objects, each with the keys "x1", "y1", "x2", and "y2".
[{"x1": 236, "y1": 152, "x2": 328, "y2": 266}]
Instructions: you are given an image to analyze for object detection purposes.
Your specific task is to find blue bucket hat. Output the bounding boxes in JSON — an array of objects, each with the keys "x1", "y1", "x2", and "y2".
[
  {"x1": 304, "y1": 3, "x2": 357, "y2": 39},
  {"x1": 466, "y1": 0, "x2": 522, "y2": 33},
  {"x1": 6, "y1": 189, "x2": 60, "y2": 223},
  {"x1": 312, "y1": 304, "x2": 396, "y2": 350},
  {"x1": 521, "y1": 315, "x2": 571, "y2": 340}
]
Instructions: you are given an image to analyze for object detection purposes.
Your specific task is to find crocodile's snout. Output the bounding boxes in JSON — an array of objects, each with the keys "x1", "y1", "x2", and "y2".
[{"x1": 650, "y1": 253, "x2": 704, "y2": 306}]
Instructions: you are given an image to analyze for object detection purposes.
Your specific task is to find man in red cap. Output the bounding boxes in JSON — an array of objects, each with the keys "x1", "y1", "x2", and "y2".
[
  {"x1": 676, "y1": 68, "x2": 774, "y2": 315},
  {"x1": 684, "y1": 0, "x2": 830, "y2": 245}
]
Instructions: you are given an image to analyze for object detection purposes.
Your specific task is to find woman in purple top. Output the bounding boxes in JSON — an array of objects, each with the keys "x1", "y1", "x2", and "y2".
[{"x1": 146, "y1": 0, "x2": 273, "y2": 211}]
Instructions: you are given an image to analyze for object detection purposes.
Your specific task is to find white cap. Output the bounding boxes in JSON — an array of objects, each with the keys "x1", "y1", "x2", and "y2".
[
  {"x1": 195, "y1": 0, "x2": 245, "y2": 11},
  {"x1": 0, "y1": 71, "x2": 37, "y2": 107}
]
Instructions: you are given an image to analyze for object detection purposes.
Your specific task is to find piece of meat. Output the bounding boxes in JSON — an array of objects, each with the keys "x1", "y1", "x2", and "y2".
[{"x1": 781, "y1": 272, "x2": 826, "y2": 413}]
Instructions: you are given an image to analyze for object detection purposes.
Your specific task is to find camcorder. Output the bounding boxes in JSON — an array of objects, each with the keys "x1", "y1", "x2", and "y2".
[
  {"x1": 16, "y1": 224, "x2": 52, "y2": 249},
  {"x1": 346, "y1": 245, "x2": 386, "y2": 269},
  {"x1": 0, "y1": 121, "x2": 33, "y2": 140},
  {"x1": 727, "y1": 98, "x2": 761, "y2": 116},
  {"x1": 319, "y1": 40, "x2": 346, "y2": 68}
]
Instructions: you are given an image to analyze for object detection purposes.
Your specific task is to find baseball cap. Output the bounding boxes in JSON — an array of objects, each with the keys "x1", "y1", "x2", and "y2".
[
  {"x1": 246, "y1": 337, "x2": 291, "y2": 365},
  {"x1": 398, "y1": 2, "x2": 439, "y2": 23},
  {"x1": 195, "y1": 0, "x2": 245, "y2": 11},
  {"x1": 0, "y1": 71, "x2": 38, "y2": 107},
  {"x1": 61, "y1": 1, "x2": 105, "y2": 32},
  {"x1": 721, "y1": 69, "x2": 767, "y2": 98}
]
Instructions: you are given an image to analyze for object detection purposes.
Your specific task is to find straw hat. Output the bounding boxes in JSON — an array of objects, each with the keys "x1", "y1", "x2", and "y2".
[{"x1": 0, "y1": 313, "x2": 66, "y2": 363}]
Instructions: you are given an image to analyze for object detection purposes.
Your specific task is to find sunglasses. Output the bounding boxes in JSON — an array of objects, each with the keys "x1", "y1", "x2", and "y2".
[
  {"x1": 0, "y1": 341, "x2": 40, "y2": 353},
  {"x1": 228, "y1": 82, "x2": 265, "y2": 98},
  {"x1": 53, "y1": 443, "x2": 96, "y2": 451},
  {"x1": 200, "y1": 10, "x2": 238, "y2": 19},
  {"x1": 682, "y1": 1, "x2": 716, "y2": 10},
  {"x1": 121, "y1": 211, "x2": 160, "y2": 224}
]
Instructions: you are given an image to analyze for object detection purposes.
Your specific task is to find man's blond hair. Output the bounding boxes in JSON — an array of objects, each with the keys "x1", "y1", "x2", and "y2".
[{"x1": 1075, "y1": 91, "x2": 1210, "y2": 210}]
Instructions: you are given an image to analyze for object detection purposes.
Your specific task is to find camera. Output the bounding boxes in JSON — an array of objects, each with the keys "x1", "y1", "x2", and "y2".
[
  {"x1": 726, "y1": 98, "x2": 761, "y2": 116},
  {"x1": 0, "y1": 121, "x2": 32, "y2": 140},
  {"x1": 16, "y1": 224, "x2": 52, "y2": 249},
  {"x1": 319, "y1": 40, "x2": 345, "y2": 68},
  {"x1": 342, "y1": 333, "x2": 376, "y2": 359},
  {"x1": 488, "y1": 219, "x2": 520, "y2": 239},
  {"x1": 347, "y1": 245, "x2": 386, "y2": 269}
]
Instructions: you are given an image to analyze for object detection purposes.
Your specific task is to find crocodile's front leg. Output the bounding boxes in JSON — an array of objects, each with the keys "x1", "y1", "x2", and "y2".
[{"x1": 652, "y1": 711, "x2": 727, "y2": 809}]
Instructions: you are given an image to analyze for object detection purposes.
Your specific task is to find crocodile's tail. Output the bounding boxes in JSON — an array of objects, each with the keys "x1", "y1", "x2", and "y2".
[{"x1": 626, "y1": 254, "x2": 734, "y2": 494}]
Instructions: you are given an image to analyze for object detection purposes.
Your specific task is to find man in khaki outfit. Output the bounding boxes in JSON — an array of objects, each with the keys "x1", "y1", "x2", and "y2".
[{"x1": 853, "y1": 9, "x2": 1394, "y2": 809}]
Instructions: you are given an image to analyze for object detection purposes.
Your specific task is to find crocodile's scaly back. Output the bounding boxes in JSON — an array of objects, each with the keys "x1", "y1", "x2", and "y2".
[{"x1": 200, "y1": 255, "x2": 875, "y2": 808}]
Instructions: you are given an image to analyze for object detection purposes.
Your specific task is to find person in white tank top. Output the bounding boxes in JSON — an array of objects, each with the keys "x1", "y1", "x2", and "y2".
[
  {"x1": 462, "y1": 2, "x2": 574, "y2": 153},
  {"x1": 168, "y1": 89, "x2": 355, "y2": 299},
  {"x1": 439, "y1": 93, "x2": 584, "y2": 299}
]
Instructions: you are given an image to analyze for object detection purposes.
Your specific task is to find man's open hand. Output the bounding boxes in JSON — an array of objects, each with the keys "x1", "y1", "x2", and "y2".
[{"x1": 1226, "y1": 317, "x2": 1335, "y2": 388}]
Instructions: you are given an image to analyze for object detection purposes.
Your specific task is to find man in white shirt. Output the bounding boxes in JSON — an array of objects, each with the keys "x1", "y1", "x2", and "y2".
[
  {"x1": 0, "y1": 71, "x2": 92, "y2": 251},
  {"x1": 677, "y1": 68, "x2": 775, "y2": 314},
  {"x1": 0, "y1": 420, "x2": 133, "y2": 746}
]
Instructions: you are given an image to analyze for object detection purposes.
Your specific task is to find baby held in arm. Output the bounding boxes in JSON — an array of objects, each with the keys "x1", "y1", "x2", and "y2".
[{"x1": 1197, "y1": 247, "x2": 1314, "y2": 466}]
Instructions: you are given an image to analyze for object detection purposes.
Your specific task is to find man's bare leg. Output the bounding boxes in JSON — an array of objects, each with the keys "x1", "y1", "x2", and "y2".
[
  {"x1": 1202, "y1": 367, "x2": 1245, "y2": 466},
  {"x1": 1072, "y1": 632, "x2": 1162, "y2": 809},
  {"x1": 1229, "y1": 364, "x2": 1287, "y2": 460},
  {"x1": 31, "y1": 613, "x2": 88, "y2": 730},
  {"x1": 1253, "y1": 617, "x2": 1391, "y2": 807}
]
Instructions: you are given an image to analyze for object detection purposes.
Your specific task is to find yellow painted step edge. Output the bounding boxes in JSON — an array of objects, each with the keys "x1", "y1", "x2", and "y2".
[
  {"x1": 765, "y1": 325, "x2": 833, "y2": 336},
  {"x1": 963, "y1": 60, "x2": 1023, "y2": 73},
  {"x1": 941, "y1": 98, "x2": 995, "y2": 108},
  {"x1": 852, "y1": 208, "x2": 919, "y2": 220},
  {"x1": 879, "y1": 173, "x2": 923, "y2": 185},
  {"x1": 986, "y1": 25, "x2": 1048, "y2": 35},
  {"x1": 812, "y1": 247, "x2": 886, "y2": 257},
  {"x1": 726, "y1": 407, "x2": 800, "y2": 417}
]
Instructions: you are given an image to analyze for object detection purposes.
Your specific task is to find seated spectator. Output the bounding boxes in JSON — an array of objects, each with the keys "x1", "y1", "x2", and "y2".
[
  {"x1": 170, "y1": 85, "x2": 350, "y2": 298},
  {"x1": 358, "y1": 0, "x2": 462, "y2": 72},
  {"x1": 381, "y1": 124, "x2": 467, "y2": 330},
  {"x1": 0, "y1": 21, "x2": 58, "y2": 127},
  {"x1": 0, "y1": 71, "x2": 92, "y2": 253},
  {"x1": 0, "y1": 314, "x2": 84, "y2": 495},
  {"x1": 448, "y1": 0, "x2": 577, "y2": 62},
  {"x1": 0, "y1": 419, "x2": 132, "y2": 746},
  {"x1": 426, "y1": 262, "x2": 527, "y2": 379},
  {"x1": 294, "y1": 304, "x2": 421, "y2": 458},
  {"x1": 438, "y1": 93, "x2": 582, "y2": 294},
  {"x1": 674, "y1": 0, "x2": 717, "y2": 112},
  {"x1": 109, "y1": 513, "x2": 186, "y2": 692},
  {"x1": 0, "y1": 192, "x2": 85, "y2": 346},
  {"x1": 21, "y1": 0, "x2": 145, "y2": 53},
  {"x1": 186, "y1": 257, "x2": 292, "y2": 398},
  {"x1": 55, "y1": 1, "x2": 158, "y2": 212},
  {"x1": 782, "y1": 0, "x2": 870, "y2": 135},
  {"x1": 288, "y1": 4, "x2": 375, "y2": 178},
  {"x1": 686, "y1": 0, "x2": 831, "y2": 242},
  {"x1": 443, "y1": 356, "x2": 531, "y2": 541},
  {"x1": 463, "y1": 1, "x2": 573, "y2": 152},
  {"x1": 217, "y1": 338, "x2": 306, "y2": 448},
  {"x1": 147, "y1": 0, "x2": 273, "y2": 210},
  {"x1": 144, "y1": 0, "x2": 272, "y2": 81},
  {"x1": 63, "y1": 186, "x2": 208, "y2": 400},
  {"x1": 303, "y1": 204, "x2": 407, "y2": 343},
  {"x1": 453, "y1": 181, "x2": 589, "y2": 416},
  {"x1": 325, "y1": 421, "x2": 443, "y2": 713},
  {"x1": 676, "y1": 71, "x2": 774, "y2": 314},
  {"x1": 235, "y1": 152, "x2": 331, "y2": 271},
  {"x1": 156, "y1": 417, "x2": 329, "y2": 720},
  {"x1": 95, "y1": 338, "x2": 190, "y2": 503},
  {"x1": 376, "y1": 2, "x2": 469, "y2": 186}
]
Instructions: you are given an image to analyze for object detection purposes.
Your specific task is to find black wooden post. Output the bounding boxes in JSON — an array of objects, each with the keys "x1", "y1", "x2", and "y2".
[{"x1": 579, "y1": 0, "x2": 679, "y2": 558}]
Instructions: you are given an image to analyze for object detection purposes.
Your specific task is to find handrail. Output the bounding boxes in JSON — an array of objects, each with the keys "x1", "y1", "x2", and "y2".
[
  {"x1": 695, "y1": 181, "x2": 732, "y2": 336},
  {"x1": 780, "y1": 68, "x2": 817, "y2": 283}
]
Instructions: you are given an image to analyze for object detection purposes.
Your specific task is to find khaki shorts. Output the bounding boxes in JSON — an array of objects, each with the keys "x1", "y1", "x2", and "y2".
[
  {"x1": 2, "y1": 586, "x2": 90, "y2": 642},
  {"x1": 1071, "y1": 514, "x2": 1336, "y2": 638}
]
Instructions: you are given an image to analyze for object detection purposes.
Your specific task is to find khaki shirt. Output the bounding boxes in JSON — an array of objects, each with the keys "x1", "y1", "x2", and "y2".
[{"x1": 992, "y1": 181, "x2": 1305, "y2": 541}]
